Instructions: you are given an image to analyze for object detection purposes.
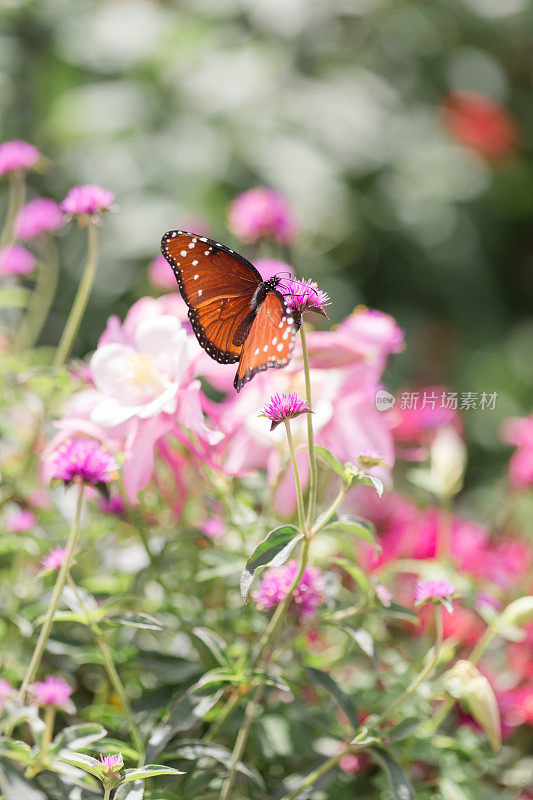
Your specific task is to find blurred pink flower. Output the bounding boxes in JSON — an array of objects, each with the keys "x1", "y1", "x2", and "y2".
[
  {"x1": 252, "y1": 561, "x2": 325, "y2": 619},
  {"x1": 262, "y1": 392, "x2": 310, "y2": 431},
  {"x1": 201, "y1": 516, "x2": 225, "y2": 539},
  {"x1": 0, "y1": 140, "x2": 40, "y2": 177},
  {"x1": 44, "y1": 437, "x2": 119, "y2": 487},
  {"x1": 501, "y1": 414, "x2": 533, "y2": 489},
  {"x1": 148, "y1": 253, "x2": 177, "y2": 291},
  {"x1": 0, "y1": 245, "x2": 36, "y2": 276},
  {"x1": 61, "y1": 184, "x2": 115, "y2": 217},
  {"x1": 414, "y1": 579, "x2": 456, "y2": 608},
  {"x1": 0, "y1": 678, "x2": 15, "y2": 708},
  {"x1": 255, "y1": 258, "x2": 295, "y2": 283},
  {"x1": 6, "y1": 508, "x2": 35, "y2": 532},
  {"x1": 40, "y1": 546, "x2": 68, "y2": 572},
  {"x1": 99, "y1": 494, "x2": 125, "y2": 515},
  {"x1": 375, "y1": 584, "x2": 392, "y2": 606},
  {"x1": 389, "y1": 385, "x2": 460, "y2": 449},
  {"x1": 503, "y1": 685, "x2": 533, "y2": 727},
  {"x1": 15, "y1": 198, "x2": 64, "y2": 239},
  {"x1": 508, "y1": 624, "x2": 533, "y2": 683},
  {"x1": 229, "y1": 187, "x2": 297, "y2": 244},
  {"x1": 32, "y1": 676, "x2": 73, "y2": 708}
]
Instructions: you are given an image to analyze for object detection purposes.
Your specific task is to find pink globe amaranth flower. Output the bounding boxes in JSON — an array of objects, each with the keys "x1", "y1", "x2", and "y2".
[
  {"x1": 148, "y1": 253, "x2": 177, "y2": 291},
  {"x1": 45, "y1": 437, "x2": 119, "y2": 488},
  {"x1": 281, "y1": 278, "x2": 330, "y2": 329},
  {"x1": 252, "y1": 561, "x2": 326, "y2": 619},
  {"x1": 15, "y1": 198, "x2": 64, "y2": 239},
  {"x1": 61, "y1": 184, "x2": 115, "y2": 218},
  {"x1": 0, "y1": 140, "x2": 41, "y2": 177},
  {"x1": 99, "y1": 494, "x2": 125, "y2": 515},
  {"x1": 40, "y1": 546, "x2": 68, "y2": 572},
  {"x1": 6, "y1": 508, "x2": 35, "y2": 532},
  {"x1": 32, "y1": 676, "x2": 73, "y2": 708},
  {"x1": 228, "y1": 187, "x2": 297, "y2": 244},
  {"x1": 99, "y1": 753, "x2": 124, "y2": 772},
  {"x1": 0, "y1": 678, "x2": 15, "y2": 708},
  {"x1": 262, "y1": 392, "x2": 310, "y2": 431},
  {"x1": 0, "y1": 245, "x2": 36, "y2": 276},
  {"x1": 201, "y1": 516, "x2": 225, "y2": 539},
  {"x1": 414, "y1": 579, "x2": 456, "y2": 609}
]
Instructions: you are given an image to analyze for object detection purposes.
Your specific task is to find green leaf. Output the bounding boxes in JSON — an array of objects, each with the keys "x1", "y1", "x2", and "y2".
[
  {"x1": 306, "y1": 667, "x2": 359, "y2": 731},
  {"x1": 0, "y1": 758, "x2": 47, "y2": 800},
  {"x1": 315, "y1": 446, "x2": 346, "y2": 480},
  {"x1": 240, "y1": 525, "x2": 303, "y2": 601},
  {"x1": 114, "y1": 780, "x2": 145, "y2": 800},
  {"x1": 345, "y1": 465, "x2": 384, "y2": 496},
  {"x1": 123, "y1": 764, "x2": 184, "y2": 783},
  {"x1": 106, "y1": 612, "x2": 164, "y2": 631},
  {"x1": 386, "y1": 601, "x2": 419, "y2": 624},
  {"x1": 386, "y1": 718, "x2": 421, "y2": 743},
  {"x1": 330, "y1": 558, "x2": 371, "y2": 599},
  {"x1": 324, "y1": 517, "x2": 377, "y2": 547},
  {"x1": 51, "y1": 722, "x2": 107, "y2": 754},
  {"x1": 60, "y1": 752, "x2": 104, "y2": 779},
  {"x1": 146, "y1": 691, "x2": 222, "y2": 763},
  {"x1": 192, "y1": 627, "x2": 232, "y2": 669},
  {"x1": 369, "y1": 746, "x2": 417, "y2": 800},
  {"x1": 340, "y1": 625, "x2": 378, "y2": 666},
  {"x1": 192, "y1": 669, "x2": 246, "y2": 691},
  {"x1": 0, "y1": 738, "x2": 31, "y2": 763},
  {"x1": 166, "y1": 740, "x2": 264, "y2": 788}
]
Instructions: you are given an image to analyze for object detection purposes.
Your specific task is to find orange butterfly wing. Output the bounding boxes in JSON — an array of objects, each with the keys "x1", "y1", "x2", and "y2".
[
  {"x1": 161, "y1": 230, "x2": 262, "y2": 363},
  {"x1": 234, "y1": 290, "x2": 296, "y2": 392}
]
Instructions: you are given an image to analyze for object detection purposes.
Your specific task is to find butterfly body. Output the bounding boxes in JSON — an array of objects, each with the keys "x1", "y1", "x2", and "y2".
[{"x1": 161, "y1": 230, "x2": 295, "y2": 391}]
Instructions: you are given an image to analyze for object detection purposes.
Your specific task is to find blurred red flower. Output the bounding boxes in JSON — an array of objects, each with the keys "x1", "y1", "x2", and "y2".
[{"x1": 441, "y1": 90, "x2": 520, "y2": 161}]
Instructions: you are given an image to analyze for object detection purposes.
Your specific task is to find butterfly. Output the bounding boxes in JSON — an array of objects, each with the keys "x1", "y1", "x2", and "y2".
[{"x1": 161, "y1": 230, "x2": 296, "y2": 392}]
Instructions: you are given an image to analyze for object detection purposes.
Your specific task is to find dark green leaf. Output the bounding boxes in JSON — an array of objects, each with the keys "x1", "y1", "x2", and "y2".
[
  {"x1": 240, "y1": 525, "x2": 302, "y2": 601},
  {"x1": 370, "y1": 746, "x2": 417, "y2": 800},
  {"x1": 306, "y1": 667, "x2": 359, "y2": 731},
  {"x1": 192, "y1": 627, "x2": 232, "y2": 669},
  {"x1": 387, "y1": 718, "x2": 421, "y2": 743}
]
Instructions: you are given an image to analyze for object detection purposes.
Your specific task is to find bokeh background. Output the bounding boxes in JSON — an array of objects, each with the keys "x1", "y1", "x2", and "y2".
[{"x1": 1, "y1": 0, "x2": 532, "y2": 489}]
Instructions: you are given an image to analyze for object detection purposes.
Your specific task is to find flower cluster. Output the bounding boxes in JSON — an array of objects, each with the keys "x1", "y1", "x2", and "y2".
[{"x1": 253, "y1": 561, "x2": 326, "y2": 619}]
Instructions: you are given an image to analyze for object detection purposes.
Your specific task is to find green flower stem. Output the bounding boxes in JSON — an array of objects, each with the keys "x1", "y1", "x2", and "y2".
[
  {"x1": 312, "y1": 485, "x2": 347, "y2": 536},
  {"x1": 18, "y1": 236, "x2": 59, "y2": 350},
  {"x1": 53, "y1": 221, "x2": 99, "y2": 368},
  {"x1": 0, "y1": 173, "x2": 25, "y2": 247},
  {"x1": 20, "y1": 484, "x2": 85, "y2": 698},
  {"x1": 427, "y1": 617, "x2": 498, "y2": 734},
  {"x1": 94, "y1": 630, "x2": 145, "y2": 763},
  {"x1": 204, "y1": 691, "x2": 241, "y2": 743},
  {"x1": 104, "y1": 787, "x2": 111, "y2": 800},
  {"x1": 299, "y1": 323, "x2": 317, "y2": 529},
  {"x1": 219, "y1": 686, "x2": 263, "y2": 800},
  {"x1": 284, "y1": 419, "x2": 305, "y2": 532},
  {"x1": 380, "y1": 604, "x2": 443, "y2": 725}
]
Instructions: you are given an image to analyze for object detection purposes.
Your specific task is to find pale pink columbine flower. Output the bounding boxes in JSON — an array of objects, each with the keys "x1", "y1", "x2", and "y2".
[
  {"x1": 32, "y1": 676, "x2": 73, "y2": 709},
  {"x1": 252, "y1": 561, "x2": 326, "y2": 619},
  {"x1": 15, "y1": 198, "x2": 64, "y2": 239},
  {"x1": 40, "y1": 546, "x2": 68, "y2": 572},
  {"x1": 6, "y1": 508, "x2": 35, "y2": 532},
  {"x1": 229, "y1": 187, "x2": 297, "y2": 244},
  {"x1": 44, "y1": 437, "x2": 119, "y2": 488},
  {"x1": 414, "y1": 579, "x2": 456, "y2": 611},
  {"x1": 0, "y1": 140, "x2": 41, "y2": 177},
  {"x1": 148, "y1": 253, "x2": 177, "y2": 291},
  {"x1": 0, "y1": 678, "x2": 15, "y2": 709},
  {"x1": 0, "y1": 245, "x2": 36, "y2": 276},
  {"x1": 61, "y1": 184, "x2": 115, "y2": 219},
  {"x1": 281, "y1": 277, "x2": 330, "y2": 329},
  {"x1": 262, "y1": 392, "x2": 311, "y2": 431}
]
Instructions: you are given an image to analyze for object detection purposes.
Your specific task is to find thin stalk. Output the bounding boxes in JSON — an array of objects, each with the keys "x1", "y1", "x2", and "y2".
[
  {"x1": 1, "y1": 173, "x2": 25, "y2": 247},
  {"x1": 104, "y1": 788, "x2": 111, "y2": 800},
  {"x1": 40, "y1": 705, "x2": 55, "y2": 760},
  {"x1": 18, "y1": 236, "x2": 59, "y2": 350},
  {"x1": 20, "y1": 484, "x2": 85, "y2": 697},
  {"x1": 279, "y1": 751, "x2": 345, "y2": 800},
  {"x1": 380, "y1": 605, "x2": 443, "y2": 725},
  {"x1": 312, "y1": 485, "x2": 346, "y2": 536},
  {"x1": 204, "y1": 692, "x2": 240, "y2": 743},
  {"x1": 219, "y1": 686, "x2": 263, "y2": 800},
  {"x1": 53, "y1": 221, "x2": 99, "y2": 367},
  {"x1": 284, "y1": 419, "x2": 305, "y2": 531},
  {"x1": 299, "y1": 323, "x2": 317, "y2": 528}
]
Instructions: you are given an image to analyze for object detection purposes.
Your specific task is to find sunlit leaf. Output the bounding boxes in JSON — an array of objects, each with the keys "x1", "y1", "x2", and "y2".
[
  {"x1": 122, "y1": 764, "x2": 184, "y2": 783},
  {"x1": 240, "y1": 525, "x2": 303, "y2": 601},
  {"x1": 192, "y1": 627, "x2": 233, "y2": 669}
]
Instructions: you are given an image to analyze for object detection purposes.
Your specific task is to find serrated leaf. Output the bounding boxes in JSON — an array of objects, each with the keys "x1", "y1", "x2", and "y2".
[
  {"x1": 106, "y1": 612, "x2": 164, "y2": 631},
  {"x1": 240, "y1": 525, "x2": 302, "y2": 601},
  {"x1": 123, "y1": 764, "x2": 184, "y2": 783},
  {"x1": 192, "y1": 627, "x2": 232, "y2": 669},
  {"x1": 315, "y1": 446, "x2": 346, "y2": 480},
  {"x1": 306, "y1": 667, "x2": 359, "y2": 731},
  {"x1": 370, "y1": 746, "x2": 417, "y2": 800}
]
